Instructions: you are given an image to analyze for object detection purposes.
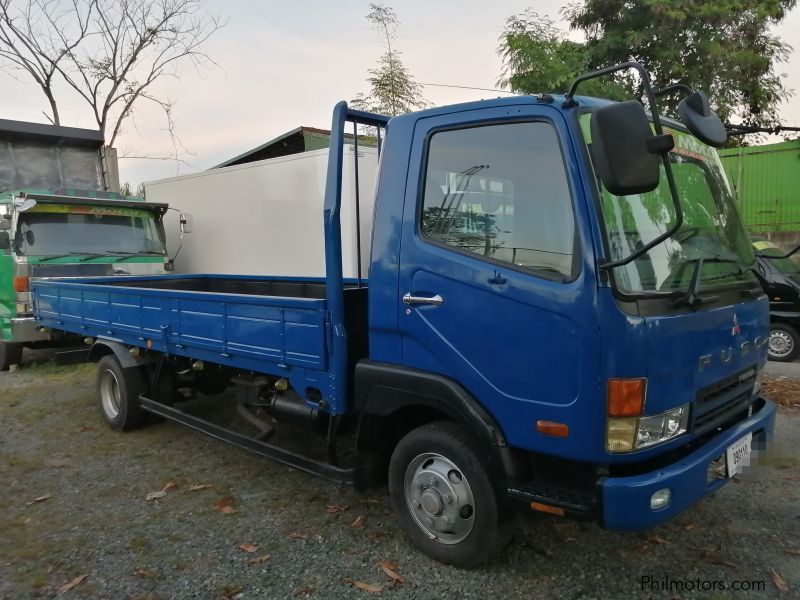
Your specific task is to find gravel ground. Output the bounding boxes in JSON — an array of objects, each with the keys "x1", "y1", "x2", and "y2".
[{"x1": 0, "y1": 351, "x2": 798, "y2": 599}]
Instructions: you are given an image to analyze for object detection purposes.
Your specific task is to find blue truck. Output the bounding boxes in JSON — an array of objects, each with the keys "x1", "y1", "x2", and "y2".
[{"x1": 30, "y1": 63, "x2": 775, "y2": 567}]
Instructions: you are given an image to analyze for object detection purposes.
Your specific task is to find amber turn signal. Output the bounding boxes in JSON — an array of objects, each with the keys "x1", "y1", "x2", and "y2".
[
  {"x1": 13, "y1": 276, "x2": 29, "y2": 292},
  {"x1": 607, "y1": 378, "x2": 646, "y2": 417}
]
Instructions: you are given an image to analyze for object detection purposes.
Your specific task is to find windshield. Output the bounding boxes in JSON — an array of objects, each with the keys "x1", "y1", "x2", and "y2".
[
  {"x1": 15, "y1": 204, "x2": 165, "y2": 257},
  {"x1": 754, "y1": 241, "x2": 800, "y2": 274},
  {"x1": 582, "y1": 114, "x2": 756, "y2": 294}
]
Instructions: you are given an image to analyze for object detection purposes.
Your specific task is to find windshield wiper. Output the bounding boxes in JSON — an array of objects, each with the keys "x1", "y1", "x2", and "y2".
[
  {"x1": 113, "y1": 251, "x2": 165, "y2": 262},
  {"x1": 36, "y1": 251, "x2": 104, "y2": 262},
  {"x1": 672, "y1": 257, "x2": 743, "y2": 309},
  {"x1": 78, "y1": 253, "x2": 114, "y2": 262},
  {"x1": 35, "y1": 253, "x2": 81, "y2": 262}
]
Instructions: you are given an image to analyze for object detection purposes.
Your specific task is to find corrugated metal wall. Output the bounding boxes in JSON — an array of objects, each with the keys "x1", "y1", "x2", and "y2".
[{"x1": 718, "y1": 140, "x2": 800, "y2": 235}]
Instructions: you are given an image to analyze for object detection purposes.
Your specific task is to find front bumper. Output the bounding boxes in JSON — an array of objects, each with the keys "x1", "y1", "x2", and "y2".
[
  {"x1": 601, "y1": 397, "x2": 776, "y2": 530},
  {"x1": 9, "y1": 316, "x2": 49, "y2": 343}
]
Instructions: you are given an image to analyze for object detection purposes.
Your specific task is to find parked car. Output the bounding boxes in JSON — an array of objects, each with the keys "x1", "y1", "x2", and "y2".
[{"x1": 752, "y1": 238, "x2": 800, "y2": 362}]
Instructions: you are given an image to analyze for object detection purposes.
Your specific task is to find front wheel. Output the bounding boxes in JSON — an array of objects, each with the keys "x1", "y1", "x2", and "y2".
[
  {"x1": 0, "y1": 341, "x2": 23, "y2": 371},
  {"x1": 388, "y1": 421, "x2": 510, "y2": 568},
  {"x1": 96, "y1": 355, "x2": 147, "y2": 430},
  {"x1": 768, "y1": 323, "x2": 800, "y2": 362}
]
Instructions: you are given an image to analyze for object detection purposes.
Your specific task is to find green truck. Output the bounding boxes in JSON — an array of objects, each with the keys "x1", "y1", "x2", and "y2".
[
  {"x1": 718, "y1": 139, "x2": 800, "y2": 238},
  {"x1": 0, "y1": 118, "x2": 169, "y2": 370}
]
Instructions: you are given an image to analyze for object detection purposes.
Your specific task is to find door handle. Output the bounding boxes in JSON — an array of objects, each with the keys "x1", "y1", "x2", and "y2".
[{"x1": 402, "y1": 293, "x2": 444, "y2": 307}]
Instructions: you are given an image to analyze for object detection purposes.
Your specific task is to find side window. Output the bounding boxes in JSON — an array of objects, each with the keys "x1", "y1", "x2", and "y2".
[{"x1": 420, "y1": 122, "x2": 576, "y2": 279}]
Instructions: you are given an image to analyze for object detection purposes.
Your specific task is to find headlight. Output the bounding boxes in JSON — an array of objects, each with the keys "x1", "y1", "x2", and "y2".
[{"x1": 606, "y1": 404, "x2": 689, "y2": 452}]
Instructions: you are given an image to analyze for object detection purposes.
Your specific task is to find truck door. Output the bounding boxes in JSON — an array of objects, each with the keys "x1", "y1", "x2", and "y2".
[{"x1": 397, "y1": 105, "x2": 601, "y2": 455}]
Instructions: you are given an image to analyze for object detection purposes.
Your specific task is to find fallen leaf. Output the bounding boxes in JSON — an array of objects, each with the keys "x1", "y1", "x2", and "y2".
[
  {"x1": 133, "y1": 569, "x2": 157, "y2": 578},
  {"x1": 646, "y1": 534, "x2": 670, "y2": 545},
  {"x1": 702, "y1": 553, "x2": 738, "y2": 570},
  {"x1": 288, "y1": 532, "x2": 309, "y2": 540},
  {"x1": 344, "y1": 578, "x2": 382, "y2": 593},
  {"x1": 214, "y1": 496, "x2": 234, "y2": 510},
  {"x1": 79, "y1": 426, "x2": 96, "y2": 432},
  {"x1": 26, "y1": 494, "x2": 51, "y2": 506},
  {"x1": 146, "y1": 490, "x2": 167, "y2": 501},
  {"x1": 57, "y1": 574, "x2": 87, "y2": 594},
  {"x1": 787, "y1": 549, "x2": 800, "y2": 556},
  {"x1": 238, "y1": 543, "x2": 258, "y2": 553},
  {"x1": 189, "y1": 483, "x2": 212, "y2": 492},
  {"x1": 378, "y1": 560, "x2": 404, "y2": 583},
  {"x1": 684, "y1": 523, "x2": 696, "y2": 531},
  {"x1": 351, "y1": 515, "x2": 365, "y2": 528},
  {"x1": 162, "y1": 482, "x2": 178, "y2": 493},
  {"x1": 247, "y1": 555, "x2": 271, "y2": 565},
  {"x1": 325, "y1": 505, "x2": 349, "y2": 514},
  {"x1": 293, "y1": 586, "x2": 314, "y2": 596},
  {"x1": 771, "y1": 569, "x2": 789, "y2": 592},
  {"x1": 221, "y1": 585, "x2": 243, "y2": 599},
  {"x1": 221, "y1": 506, "x2": 239, "y2": 514}
]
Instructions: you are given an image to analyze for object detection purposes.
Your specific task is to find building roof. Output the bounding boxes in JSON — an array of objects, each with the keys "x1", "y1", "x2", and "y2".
[{"x1": 213, "y1": 126, "x2": 334, "y2": 168}]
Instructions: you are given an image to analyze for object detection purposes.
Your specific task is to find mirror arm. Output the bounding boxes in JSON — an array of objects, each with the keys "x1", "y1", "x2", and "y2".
[
  {"x1": 653, "y1": 83, "x2": 693, "y2": 99},
  {"x1": 566, "y1": 62, "x2": 685, "y2": 272}
]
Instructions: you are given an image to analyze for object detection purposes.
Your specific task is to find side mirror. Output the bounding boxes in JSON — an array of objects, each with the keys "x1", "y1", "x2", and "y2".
[
  {"x1": 179, "y1": 213, "x2": 193, "y2": 234},
  {"x1": 0, "y1": 231, "x2": 10, "y2": 250},
  {"x1": 590, "y1": 101, "x2": 673, "y2": 196},
  {"x1": 0, "y1": 218, "x2": 10, "y2": 231},
  {"x1": 678, "y1": 91, "x2": 727, "y2": 148}
]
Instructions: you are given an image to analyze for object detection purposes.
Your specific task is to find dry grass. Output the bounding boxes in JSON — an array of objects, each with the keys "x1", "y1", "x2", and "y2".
[{"x1": 762, "y1": 376, "x2": 800, "y2": 408}]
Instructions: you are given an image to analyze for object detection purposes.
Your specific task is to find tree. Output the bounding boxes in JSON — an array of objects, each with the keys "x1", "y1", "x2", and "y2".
[
  {"x1": 120, "y1": 181, "x2": 145, "y2": 198},
  {"x1": 497, "y1": 10, "x2": 629, "y2": 99},
  {"x1": 0, "y1": 0, "x2": 222, "y2": 149},
  {"x1": 351, "y1": 3, "x2": 427, "y2": 116},
  {"x1": 563, "y1": 0, "x2": 795, "y2": 127}
]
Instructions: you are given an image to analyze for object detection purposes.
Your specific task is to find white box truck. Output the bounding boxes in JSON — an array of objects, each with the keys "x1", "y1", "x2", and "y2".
[{"x1": 145, "y1": 145, "x2": 378, "y2": 279}]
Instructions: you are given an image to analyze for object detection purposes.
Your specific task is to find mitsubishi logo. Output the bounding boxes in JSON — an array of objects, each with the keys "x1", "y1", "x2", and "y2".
[{"x1": 731, "y1": 314, "x2": 741, "y2": 336}]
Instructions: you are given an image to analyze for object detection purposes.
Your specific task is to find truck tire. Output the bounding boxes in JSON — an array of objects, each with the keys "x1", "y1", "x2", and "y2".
[
  {"x1": 388, "y1": 421, "x2": 511, "y2": 568},
  {"x1": 96, "y1": 355, "x2": 147, "y2": 431},
  {"x1": 768, "y1": 323, "x2": 800, "y2": 362},
  {"x1": 0, "y1": 341, "x2": 23, "y2": 371}
]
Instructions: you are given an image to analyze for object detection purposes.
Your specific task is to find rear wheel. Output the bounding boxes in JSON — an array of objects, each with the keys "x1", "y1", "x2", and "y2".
[
  {"x1": 768, "y1": 323, "x2": 800, "y2": 362},
  {"x1": 388, "y1": 421, "x2": 510, "y2": 568},
  {"x1": 96, "y1": 355, "x2": 147, "y2": 430},
  {"x1": 0, "y1": 341, "x2": 23, "y2": 371}
]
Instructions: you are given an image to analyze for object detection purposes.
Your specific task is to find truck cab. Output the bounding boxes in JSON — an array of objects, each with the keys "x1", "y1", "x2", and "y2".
[
  {"x1": 0, "y1": 118, "x2": 169, "y2": 370},
  {"x1": 29, "y1": 64, "x2": 776, "y2": 567}
]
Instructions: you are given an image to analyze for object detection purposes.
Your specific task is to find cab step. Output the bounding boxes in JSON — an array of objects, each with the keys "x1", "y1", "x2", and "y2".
[{"x1": 507, "y1": 481, "x2": 598, "y2": 518}]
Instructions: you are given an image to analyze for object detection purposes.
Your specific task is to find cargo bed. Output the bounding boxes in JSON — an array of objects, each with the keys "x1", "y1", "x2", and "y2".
[{"x1": 31, "y1": 274, "x2": 367, "y2": 413}]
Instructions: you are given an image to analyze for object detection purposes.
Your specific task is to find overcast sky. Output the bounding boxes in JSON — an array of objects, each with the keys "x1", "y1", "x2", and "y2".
[{"x1": 2, "y1": 0, "x2": 799, "y2": 186}]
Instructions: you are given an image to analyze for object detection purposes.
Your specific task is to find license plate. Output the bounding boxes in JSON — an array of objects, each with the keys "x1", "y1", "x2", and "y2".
[{"x1": 726, "y1": 432, "x2": 753, "y2": 477}]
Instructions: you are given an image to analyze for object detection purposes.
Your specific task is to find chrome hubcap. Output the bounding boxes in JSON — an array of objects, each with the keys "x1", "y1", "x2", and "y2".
[
  {"x1": 769, "y1": 330, "x2": 794, "y2": 358},
  {"x1": 99, "y1": 369, "x2": 122, "y2": 419},
  {"x1": 404, "y1": 452, "x2": 475, "y2": 544}
]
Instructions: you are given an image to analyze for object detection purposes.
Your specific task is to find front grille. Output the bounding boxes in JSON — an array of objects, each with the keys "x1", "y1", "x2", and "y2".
[{"x1": 691, "y1": 366, "x2": 756, "y2": 435}]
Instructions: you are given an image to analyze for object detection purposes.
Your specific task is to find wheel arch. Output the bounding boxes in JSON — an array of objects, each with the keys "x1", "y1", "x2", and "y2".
[
  {"x1": 353, "y1": 360, "x2": 523, "y2": 490},
  {"x1": 89, "y1": 339, "x2": 154, "y2": 369}
]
